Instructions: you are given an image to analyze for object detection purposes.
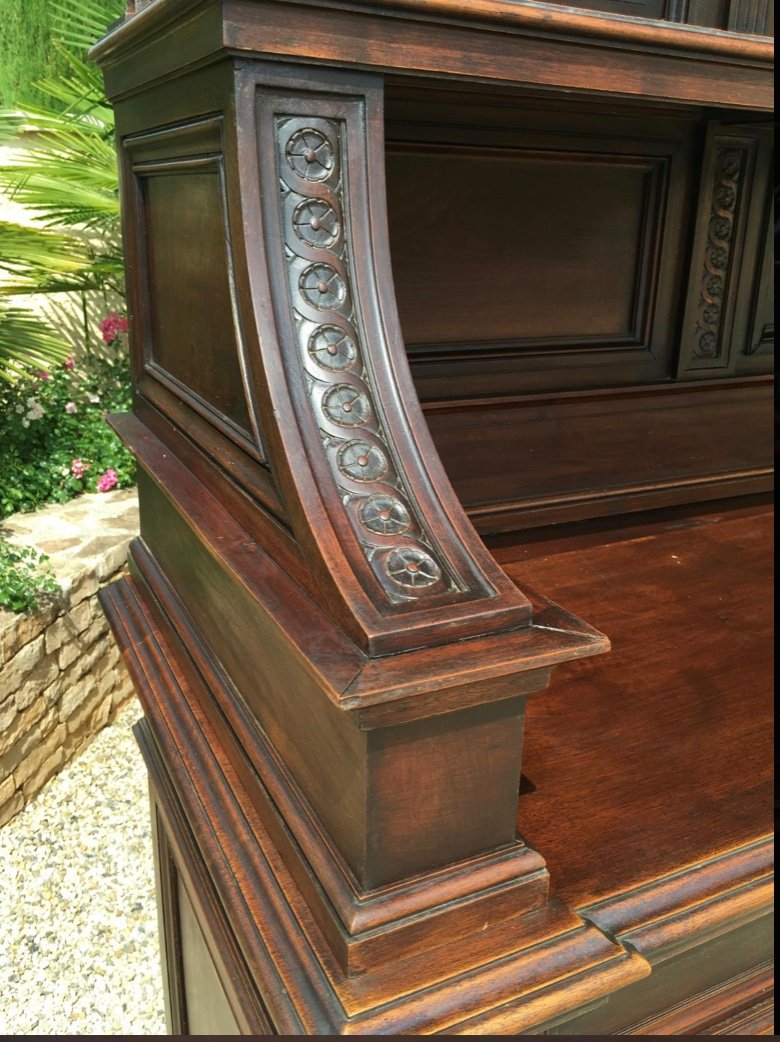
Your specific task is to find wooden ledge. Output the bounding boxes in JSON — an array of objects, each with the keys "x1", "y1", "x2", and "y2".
[{"x1": 580, "y1": 837, "x2": 774, "y2": 962}]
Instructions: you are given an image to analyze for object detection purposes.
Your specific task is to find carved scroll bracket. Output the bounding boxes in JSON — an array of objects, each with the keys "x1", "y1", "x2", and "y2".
[{"x1": 232, "y1": 65, "x2": 532, "y2": 656}]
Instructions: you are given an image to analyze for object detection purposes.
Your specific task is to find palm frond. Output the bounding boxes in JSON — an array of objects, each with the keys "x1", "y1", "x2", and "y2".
[{"x1": 0, "y1": 303, "x2": 71, "y2": 382}]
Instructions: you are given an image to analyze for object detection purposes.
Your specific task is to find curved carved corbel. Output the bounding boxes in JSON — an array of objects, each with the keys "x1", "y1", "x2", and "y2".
[{"x1": 232, "y1": 66, "x2": 532, "y2": 655}]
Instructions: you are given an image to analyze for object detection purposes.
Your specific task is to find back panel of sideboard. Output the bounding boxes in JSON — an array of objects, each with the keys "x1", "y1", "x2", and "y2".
[{"x1": 385, "y1": 86, "x2": 773, "y2": 532}]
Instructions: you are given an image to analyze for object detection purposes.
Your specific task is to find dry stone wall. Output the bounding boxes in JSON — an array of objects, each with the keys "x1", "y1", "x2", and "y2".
[{"x1": 0, "y1": 489, "x2": 138, "y2": 826}]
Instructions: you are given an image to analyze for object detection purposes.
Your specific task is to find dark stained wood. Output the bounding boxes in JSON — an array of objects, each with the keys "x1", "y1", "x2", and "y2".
[
  {"x1": 499, "y1": 506, "x2": 774, "y2": 908},
  {"x1": 93, "y1": 0, "x2": 774, "y2": 1033},
  {"x1": 92, "y1": 0, "x2": 774, "y2": 111},
  {"x1": 424, "y1": 378, "x2": 773, "y2": 532},
  {"x1": 114, "y1": 592, "x2": 649, "y2": 1033}
]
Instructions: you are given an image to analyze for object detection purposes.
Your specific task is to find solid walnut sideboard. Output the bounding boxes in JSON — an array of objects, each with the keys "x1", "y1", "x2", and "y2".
[{"x1": 93, "y1": 0, "x2": 773, "y2": 1034}]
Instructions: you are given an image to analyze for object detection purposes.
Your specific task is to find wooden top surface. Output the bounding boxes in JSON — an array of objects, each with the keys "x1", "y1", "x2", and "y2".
[{"x1": 496, "y1": 504, "x2": 774, "y2": 910}]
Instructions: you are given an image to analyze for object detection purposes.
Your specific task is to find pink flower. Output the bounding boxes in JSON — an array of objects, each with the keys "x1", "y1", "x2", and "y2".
[
  {"x1": 71, "y1": 458, "x2": 87, "y2": 479},
  {"x1": 35, "y1": 370, "x2": 50, "y2": 381},
  {"x1": 63, "y1": 356, "x2": 75, "y2": 370},
  {"x1": 99, "y1": 312, "x2": 129, "y2": 344},
  {"x1": 65, "y1": 402, "x2": 77, "y2": 414},
  {"x1": 96, "y1": 468, "x2": 118, "y2": 493}
]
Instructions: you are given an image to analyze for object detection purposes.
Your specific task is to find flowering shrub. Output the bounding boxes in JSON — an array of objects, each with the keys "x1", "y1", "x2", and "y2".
[
  {"x1": 0, "y1": 317, "x2": 135, "y2": 520},
  {"x1": 0, "y1": 539, "x2": 58, "y2": 613}
]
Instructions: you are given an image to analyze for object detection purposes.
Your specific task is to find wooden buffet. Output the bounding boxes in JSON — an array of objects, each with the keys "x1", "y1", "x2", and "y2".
[{"x1": 94, "y1": 0, "x2": 774, "y2": 1034}]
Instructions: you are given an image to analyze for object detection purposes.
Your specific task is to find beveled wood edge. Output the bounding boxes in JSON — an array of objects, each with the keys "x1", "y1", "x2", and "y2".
[
  {"x1": 579, "y1": 835, "x2": 774, "y2": 962},
  {"x1": 107, "y1": 573, "x2": 649, "y2": 1032},
  {"x1": 630, "y1": 959, "x2": 773, "y2": 1035},
  {"x1": 116, "y1": 410, "x2": 609, "y2": 709},
  {"x1": 120, "y1": 557, "x2": 553, "y2": 970},
  {"x1": 90, "y1": 0, "x2": 774, "y2": 68}
]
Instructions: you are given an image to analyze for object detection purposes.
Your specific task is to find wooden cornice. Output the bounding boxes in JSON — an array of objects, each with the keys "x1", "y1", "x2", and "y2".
[{"x1": 91, "y1": 0, "x2": 774, "y2": 110}]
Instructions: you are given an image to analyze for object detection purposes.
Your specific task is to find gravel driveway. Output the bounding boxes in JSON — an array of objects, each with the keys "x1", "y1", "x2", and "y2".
[{"x1": 0, "y1": 698, "x2": 166, "y2": 1035}]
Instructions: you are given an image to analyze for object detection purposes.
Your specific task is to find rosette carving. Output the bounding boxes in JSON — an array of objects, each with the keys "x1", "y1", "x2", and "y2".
[
  {"x1": 693, "y1": 147, "x2": 745, "y2": 360},
  {"x1": 277, "y1": 116, "x2": 454, "y2": 602}
]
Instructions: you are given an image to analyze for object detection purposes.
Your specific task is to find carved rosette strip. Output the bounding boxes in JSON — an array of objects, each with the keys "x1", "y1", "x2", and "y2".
[
  {"x1": 276, "y1": 116, "x2": 458, "y2": 603},
  {"x1": 692, "y1": 147, "x2": 746, "y2": 360}
]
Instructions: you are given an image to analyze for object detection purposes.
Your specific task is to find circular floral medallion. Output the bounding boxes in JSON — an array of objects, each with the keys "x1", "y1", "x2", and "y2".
[
  {"x1": 293, "y1": 199, "x2": 340, "y2": 248},
  {"x1": 322, "y1": 384, "x2": 370, "y2": 427},
  {"x1": 308, "y1": 326, "x2": 357, "y2": 371},
  {"x1": 337, "y1": 440, "x2": 387, "y2": 482},
  {"x1": 300, "y1": 264, "x2": 346, "y2": 310},
  {"x1": 285, "y1": 129, "x2": 335, "y2": 181},
  {"x1": 359, "y1": 494, "x2": 411, "y2": 535},
  {"x1": 385, "y1": 548, "x2": 441, "y2": 588}
]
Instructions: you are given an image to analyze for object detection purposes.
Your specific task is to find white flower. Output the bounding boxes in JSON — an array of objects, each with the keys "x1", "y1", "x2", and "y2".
[
  {"x1": 21, "y1": 418, "x2": 30, "y2": 428},
  {"x1": 88, "y1": 393, "x2": 101, "y2": 404},
  {"x1": 26, "y1": 401, "x2": 44, "y2": 421},
  {"x1": 26, "y1": 397, "x2": 36, "y2": 407},
  {"x1": 14, "y1": 404, "x2": 24, "y2": 414}
]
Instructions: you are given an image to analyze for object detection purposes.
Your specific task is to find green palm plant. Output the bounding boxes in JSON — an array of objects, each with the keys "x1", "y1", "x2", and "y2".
[{"x1": 0, "y1": 0, "x2": 124, "y2": 381}]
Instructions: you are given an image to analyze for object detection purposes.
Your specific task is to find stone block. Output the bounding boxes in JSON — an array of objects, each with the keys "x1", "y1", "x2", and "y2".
[
  {"x1": 69, "y1": 599, "x2": 93, "y2": 634},
  {"x1": 58, "y1": 675, "x2": 97, "y2": 722},
  {"x1": 44, "y1": 613, "x2": 78, "y2": 654},
  {"x1": 65, "y1": 684, "x2": 105, "y2": 735},
  {"x1": 58, "y1": 640, "x2": 80, "y2": 671},
  {"x1": 0, "y1": 772, "x2": 15, "y2": 805},
  {"x1": 1, "y1": 602, "x2": 58, "y2": 665},
  {"x1": 11, "y1": 720, "x2": 65, "y2": 787},
  {"x1": 0, "y1": 696, "x2": 46, "y2": 757},
  {"x1": 98, "y1": 669, "x2": 117, "y2": 699},
  {"x1": 0, "y1": 706, "x2": 57, "y2": 780},
  {"x1": 81, "y1": 614, "x2": 110, "y2": 648},
  {"x1": 15, "y1": 653, "x2": 59, "y2": 711},
  {"x1": 0, "y1": 635, "x2": 45, "y2": 701},
  {"x1": 95, "y1": 540, "x2": 132, "y2": 581},
  {"x1": 69, "y1": 570, "x2": 99, "y2": 606},
  {"x1": 0, "y1": 694, "x2": 16, "y2": 733},
  {"x1": 21, "y1": 746, "x2": 64, "y2": 801},
  {"x1": 0, "y1": 790, "x2": 23, "y2": 828}
]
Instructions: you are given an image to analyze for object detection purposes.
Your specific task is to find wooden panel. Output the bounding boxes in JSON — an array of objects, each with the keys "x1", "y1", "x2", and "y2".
[
  {"x1": 546, "y1": 917, "x2": 773, "y2": 1034},
  {"x1": 424, "y1": 379, "x2": 773, "y2": 532},
  {"x1": 178, "y1": 876, "x2": 241, "y2": 1035},
  {"x1": 497, "y1": 506, "x2": 774, "y2": 908},
  {"x1": 728, "y1": 0, "x2": 774, "y2": 34},
  {"x1": 140, "y1": 167, "x2": 251, "y2": 433},
  {"x1": 388, "y1": 147, "x2": 659, "y2": 349},
  {"x1": 385, "y1": 96, "x2": 695, "y2": 397}
]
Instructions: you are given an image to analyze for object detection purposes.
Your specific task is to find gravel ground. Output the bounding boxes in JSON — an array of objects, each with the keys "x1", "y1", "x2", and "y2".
[{"x1": 0, "y1": 698, "x2": 166, "y2": 1036}]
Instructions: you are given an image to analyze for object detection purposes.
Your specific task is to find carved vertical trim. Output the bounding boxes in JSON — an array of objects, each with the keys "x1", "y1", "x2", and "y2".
[
  {"x1": 275, "y1": 115, "x2": 458, "y2": 604},
  {"x1": 691, "y1": 146, "x2": 746, "y2": 361},
  {"x1": 678, "y1": 128, "x2": 757, "y2": 377}
]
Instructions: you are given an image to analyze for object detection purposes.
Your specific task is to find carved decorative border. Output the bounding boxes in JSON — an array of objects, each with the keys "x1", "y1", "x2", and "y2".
[
  {"x1": 275, "y1": 116, "x2": 458, "y2": 604},
  {"x1": 692, "y1": 146, "x2": 746, "y2": 361}
]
